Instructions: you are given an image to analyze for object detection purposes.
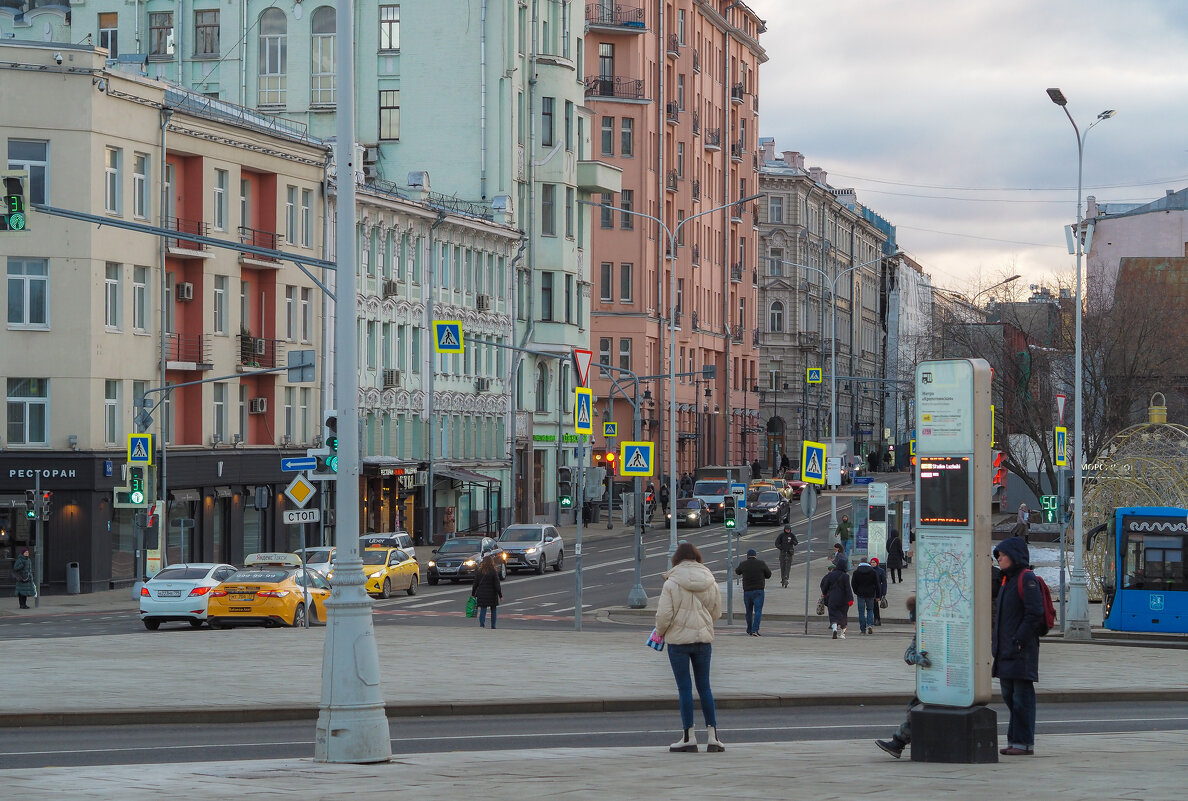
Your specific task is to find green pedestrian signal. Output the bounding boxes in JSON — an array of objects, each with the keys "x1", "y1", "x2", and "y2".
[
  {"x1": 1, "y1": 172, "x2": 29, "y2": 232},
  {"x1": 1040, "y1": 494, "x2": 1059, "y2": 524},
  {"x1": 724, "y1": 508, "x2": 737, "y2": 529},
  {"x1": 559, "y1": 495, "x2": 573, "y2": 509}
]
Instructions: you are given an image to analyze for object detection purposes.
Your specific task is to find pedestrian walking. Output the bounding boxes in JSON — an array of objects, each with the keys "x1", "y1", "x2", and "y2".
[
  {"x1": 992, "y1": 536, "x2": 1045, "y2": 756},
  {"x1": 871, "y1": 557, "x2": 888, "y2": 626},
  {"x1": 12, "y1": 547, "x2": 35, "y2": 609},
  {"x1": 820, "y1": 559, "x2": 853, "y2": 639},
  {"x1": 470, "y1": 555, "x2": 502, "y2": 629},
  {"x1": 734, "y1": 549, "x2": 771, "y2": 636},
  {"x1": 830, "y1": 543, "x2": 846, "y2": 569},
  {"x1": 835, "y1": 514, "x2": 853, "y2": 562},
  {"x1": 655, "y1": 542, "x2": 724, "y2": 753},
  {"x1": 850, "y1": 557, "x2": 880, "y2": 634},
  {"x1": 1011, "y1": 503, "x2": 1031, "y2": 542},
  {"x1": 680, "y1": 472, "x2": 694, "y2": 499},
  {"x1": 774, "y1": 524, "x2": 798, "y2": 587},
  {"x1": 751, "y1": 458, "x2": 763, "y2": 481},
  {"x1": 886, "y1": 533, "x2": 906, "y2": 583},
  {"x1": 779, "y1": 453, "x2": 791, "y2": 475},
  {"x1": 874, "y1": 594, "x2": 931, "y2": 759},
  {"x1": 659, "y1": 482, "x2": 670, "y2": 517}
]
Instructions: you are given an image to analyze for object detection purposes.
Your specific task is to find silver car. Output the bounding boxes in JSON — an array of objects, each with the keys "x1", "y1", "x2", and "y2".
[{"x1": 497, "y1": 524, "x2": 565, "y2": 574}]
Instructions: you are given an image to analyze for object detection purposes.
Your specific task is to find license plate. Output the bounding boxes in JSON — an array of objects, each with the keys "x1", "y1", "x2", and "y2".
[
  {"x1": 157, "y1": 590, "x2": 182, "y2": 597},
  {"x1": 234, "y1": 595, "x2": 255, "y2": 601}
]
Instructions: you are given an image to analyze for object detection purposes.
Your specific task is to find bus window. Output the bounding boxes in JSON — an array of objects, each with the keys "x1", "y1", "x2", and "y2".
[{"x1": 1126, "y1": 535, "x2": 1186, "y2": 591}]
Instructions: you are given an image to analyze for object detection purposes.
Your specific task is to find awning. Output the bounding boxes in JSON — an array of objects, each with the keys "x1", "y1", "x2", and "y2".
[{"x1": 436, "y1": 468, "x2": 500, "y2": 485}]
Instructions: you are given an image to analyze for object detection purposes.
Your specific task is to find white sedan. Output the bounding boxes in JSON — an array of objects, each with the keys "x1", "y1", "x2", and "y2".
[{"x1": 139, "y1": 563, "x2": 238, "y2": 630}]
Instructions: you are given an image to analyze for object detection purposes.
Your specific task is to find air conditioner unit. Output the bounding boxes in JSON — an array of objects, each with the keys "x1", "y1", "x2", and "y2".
[
  {"x1": 363, "y1": 146, "x2": 379, "y2": 164},
  {"x1": 176, "y1": 282, "x2": 194, "y2": 301},
  {"x1": 476, "y1": 378, "x2": 492, "y2": 392},
  {"x1": 382, "y1": 279, "x2": 400, "y2": 298},
  {"x1": 383, "y1": 368, "x2": 401, "y2": 388},
  {"x1": 476, "y1": 294, "x2": 492, "y2": 312},
  {"x1": 254, "y1": 338, "x2": 267, "y2": 355},
  {"x1": 363, "y1": 163, "x2": 379, "y2": 180},
  {"x1": 248, "y1": 397, "x2": 268, "y2": 414}
]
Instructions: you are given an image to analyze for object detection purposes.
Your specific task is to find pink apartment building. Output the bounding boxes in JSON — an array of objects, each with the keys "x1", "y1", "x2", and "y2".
[{"x1": 584, "y1": 0, "x2": 767, "y2": 478}]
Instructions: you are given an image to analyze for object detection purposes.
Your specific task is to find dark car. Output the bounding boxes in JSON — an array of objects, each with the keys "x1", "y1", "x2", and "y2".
[
  {"x1": 426, "y1": 536, "x2": 506, "y2": 585},
  {"x1": 667, "y1": 498, "x2": 710, "y2": 528},
  {"x1": 747, "y1": 490, "x2": 790, "y2": 524}
]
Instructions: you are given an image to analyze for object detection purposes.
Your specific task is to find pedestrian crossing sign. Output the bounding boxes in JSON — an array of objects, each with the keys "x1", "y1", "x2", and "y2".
[
  {"x1": 1054, "y1": 426, "x2": 1068, "y2": 467},
  {"x1": 432, "y1": 321, "x2": 464, "y2": 354},
  {"x1": 802, "y1": 440, "x2": 826, "y2": 486},
  {"x1": 603, "y1": 422, "x2": 618, "y2": 438},
  {"x1": 807, "y1": 367, "x2": 822, "y2": 384},
  {"x1": 575, "y1": 388, "x2": 594, "y2": 435},
  {"x1": 127, "y1": 433, "x2": 152, "y2": 466},
  {"x1": 619, "y1": 441, "x2": 655, "y2": 477}
]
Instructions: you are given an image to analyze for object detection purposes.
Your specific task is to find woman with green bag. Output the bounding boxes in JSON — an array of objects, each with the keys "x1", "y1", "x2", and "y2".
[{"x1": 471, "y1": 555, "x2": 502, "y2": 628}]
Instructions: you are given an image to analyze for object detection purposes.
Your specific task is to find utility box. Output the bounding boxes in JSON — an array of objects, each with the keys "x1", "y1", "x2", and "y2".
[{"x1": 66, "y1": 561, "x2": 80, "y2": 594}]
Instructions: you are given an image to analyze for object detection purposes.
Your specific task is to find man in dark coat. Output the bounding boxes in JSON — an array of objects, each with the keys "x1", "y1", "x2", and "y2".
[
  {"x1": 820, "y1": 561, "x2": 853, "y2": 639},
  {"x1": 751, "y1": 459, "x2": 763, "y2": 481},
  {"x1": 992, "y1": 536, "x2": 1044, "y2": 756},
  {"x1": 886, "y1": 533, "x2": 905, "y2": 583},
  {"x1": 774, "y1": 524, "x2": 798, "y2": 587},
  {"x1": 734, "y1": 549, "x2": 772, "y2": 636},
  {"x1": 871, "y1": 557, "x2": 888, "y2": 626},
  {"x1": 13, "y1": 547, "x2": 35, "y2": 609},
  {"x1": 850, "y1": 558, "x2": 880, "y2": 634},
  {"x1": 659, "y1": 481, "x2": 670, "y2": 516}
]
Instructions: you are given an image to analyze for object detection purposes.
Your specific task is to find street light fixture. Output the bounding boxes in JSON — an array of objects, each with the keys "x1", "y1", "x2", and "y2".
[{"x1": 1047, "y1": 87, "x2": 1114, "y2": 639}]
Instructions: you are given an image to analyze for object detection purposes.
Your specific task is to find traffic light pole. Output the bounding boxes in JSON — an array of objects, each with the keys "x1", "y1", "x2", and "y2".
[
  {"x1": 574, "y1": 434, "x2": 585, "y2": 632},
  {"x1": 33, "y1": 472, "x2": 42, "y2": 608}
]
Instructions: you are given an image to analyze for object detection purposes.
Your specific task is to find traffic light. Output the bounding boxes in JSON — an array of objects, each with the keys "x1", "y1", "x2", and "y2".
[
  {"x1": 991, "y1": 449, "x2": 1007, "y2": 510},
  {"x1": 724, "y1": 507, "x2": 737, "y2": 529},
  {"x1": 605, "y1": 450, "x2": 617, "y2": 476},
  {"x1": 311, "y1": 410, "x2": 339, "y2": 478},
  {"x1": 1040, "y1": 494, "x2": 1059, "y2": 524},
  {"x1": 24, "y1": 489, "x2": 36, "y2": 520},
  {"x1": 128, "y1": 467, "x2": 146, "y2": 505},
  {"x1": 557, "y1": 466, "x2": 573, "y2": 510},
  {"x1": 585, "y1": 466, "x2": 607, "y2": 501},
  {"x1": 39, "y1": 490, "x2": 53, "y2": 520},
  {"x1": 1, "y1": 172, "x2": 29, "y2": 232}
]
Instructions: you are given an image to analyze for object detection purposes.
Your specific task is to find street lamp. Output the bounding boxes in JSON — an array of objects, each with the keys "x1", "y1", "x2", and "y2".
[{"x1": 1047, "y1": 87, "x2": 1115, "y2": 639}]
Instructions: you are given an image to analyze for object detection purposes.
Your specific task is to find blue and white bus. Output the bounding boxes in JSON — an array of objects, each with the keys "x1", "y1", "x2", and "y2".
[{"x1": 1101, "y1": 506, "x2": 1188, "y2": 634}]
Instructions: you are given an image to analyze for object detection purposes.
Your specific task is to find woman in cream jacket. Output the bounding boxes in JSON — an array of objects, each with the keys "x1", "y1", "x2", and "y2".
[{"x1": 654, "y1": 542, "x2": 724, "y2": 753}]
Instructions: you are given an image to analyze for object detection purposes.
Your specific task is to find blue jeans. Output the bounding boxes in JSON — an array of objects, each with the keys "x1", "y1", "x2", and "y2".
[
  {"x1": 667, "y1": 642, "x2": 717, "y2": 730},
  {"x1": 478, "y1": 606, "x2": 497, "y2": 628},
  {"x1": 843, "y1": 539, "x2": 853, "y2": 562},
  {"x1": 856, "y1": 596, "x2": 875, "y2": 631},
  {"x1": 743, "y1": 589, "x2": 765, "y2": 633},
  {"x1": 999, "y1": 677, "x2": 1036, "y2": 749}
]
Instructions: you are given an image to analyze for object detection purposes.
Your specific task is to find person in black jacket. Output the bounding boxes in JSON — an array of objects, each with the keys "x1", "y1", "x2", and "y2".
[
  {"x1": 850, "y1": 558, "x2": 881, "y2": 634},
  {"x1": 471, "y1": 555, "x2": 503, "y2": 629},
  {"x1": 886, "y1": 534, "x2": 905, "y2": 583},
  {"x1": 820, "y1": 560, "x2": 853, "y2": 639},
  {"x1": 992, "y1": 536, "x2": 1044, "y2": 756},
  {"x1": 735, "y1": 549, "x2": 772, "y2": 636},
  {"x1": 870, "y1": 557, "x2": 888, "y2": 626},
  {"x1": 774, "y1": 524, "x2": 798, "y2": 587}
]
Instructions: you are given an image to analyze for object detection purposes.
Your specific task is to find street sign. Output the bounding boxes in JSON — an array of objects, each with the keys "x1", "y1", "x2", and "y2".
[
  {"x1": 1055, "y1": 393, "x2": 1067, "y2": 425},
  {"x1": 603, "y1": 421, "x2": 618, "y2": 438},
  {"x1": 281, "y1": 457, "x2": 318, "y2": 472},
  {"x1": 1054, "y1": 426, "x2": 1068, "y2": 467},
  {"x1": 127, "y1": 433, "x2": 152, "y2": 466},
  {"x1": 730, "y1": 482, "x2": 747, "y2": 509},
  {"x1": 909, "y1": 439, "x2": 916, "y2": 456},
  {"x1": 284, "y1": 474, "x2": 317, "y2": 508},
  {"x1": 574, "y1": 387, "x2": 594, "y2": 435},
  {"x1": 573, "y1": 348, "x2": 593, "y2": 387},
  {"x1": 800, "y1": 485, "x2": 818, "y2": 517},
  {"x1": 283, "y1": 508, "x2": 322, "y2": 525},
  {"x1": 432, "y1": 320, "x2": 464, "y2": 354},
  {"x1": 802, "y1": 440, "x2": 825, "y2": 485},
  {"x1": 619, "y1": 441, "x2": 655, "y2": 477},
  {"x1": 807, "y1": 367, "x2": 822, "y2": 384},
  {"x1": 826, "y1": 456, "x2": 842, "y2": 487},
  {"x1": 287, "y1": 348, "x2": 316, "y2": 383}
]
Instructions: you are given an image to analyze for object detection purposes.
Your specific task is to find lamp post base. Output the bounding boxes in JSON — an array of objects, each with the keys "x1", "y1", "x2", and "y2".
[
  {"x1": 627, "y1": 585, "x2": 648, "y2": 608},
  {"x1": 1063, "y1": 571, "x2": 1093, "y2": 641}
]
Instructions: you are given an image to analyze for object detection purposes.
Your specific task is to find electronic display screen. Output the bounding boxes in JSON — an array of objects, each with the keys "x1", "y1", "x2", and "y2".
[
  {"x1": 919, "y1": 456, "x2": 970, "y2": 527},
  {"x1": 869, "y1": 506, "x2": 886, "y2": 522}
]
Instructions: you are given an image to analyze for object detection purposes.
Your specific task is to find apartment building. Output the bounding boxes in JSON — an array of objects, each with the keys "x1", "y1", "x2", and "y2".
[
  {"x1": 585, "y1": 0, "x2": 766, "y2": 477},
  {"x1": 756, "y1": 141, "x2": 888, "y2": 471},
  {"x1": 0, "y1": 40, "x2": 329, "y2": 591}
]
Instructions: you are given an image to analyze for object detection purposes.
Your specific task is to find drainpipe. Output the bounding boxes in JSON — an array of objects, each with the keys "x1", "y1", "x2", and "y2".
[
  {"x1": 480, "y1": 0, "x2": 488, "y2": 199},
  {"x1": 176, "y1": 0, "x2": 183, "y2": 83},
  {"x1": 241, "y1": 0, "x2": 248, "y2": 105},
  {"x1": 158, "y1": 107, "x2": 172, "y2": 561}
]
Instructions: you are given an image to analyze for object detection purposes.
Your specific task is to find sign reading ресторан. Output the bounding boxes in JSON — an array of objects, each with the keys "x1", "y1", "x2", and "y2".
[{"x1": 9, "y1": 468, "x2": 78, "y2": 479}]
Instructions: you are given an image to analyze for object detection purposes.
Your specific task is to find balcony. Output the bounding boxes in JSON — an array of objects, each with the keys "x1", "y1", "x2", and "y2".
[
  {"x1": 577, "y1": 159, "x2": 623, "y2": 193},
  {"x1": 797, "y1": 331, "x2": 822, "y2": 349},
  {"x1": 731, "y1": 324, "x2": 744, "y2": 344},
  {"x1": 752, "y1": 269, "x2": 758, "y2": 287},
  {"x1": 692, "y1": 111, "x2": 700, "y2": 136},
  {"x1": 731, "y1": 83, "x2": 745, "y2": 104},
  {"x1": 238, "y1": 334, "x2": 283, "y2": 369},
  {"x1": 692, "y1": 50, "x2": 700, "y2": 73},
  {"x1": 239, "y1": 225, "x2": 282, "y2": 267},
  {"x1": 164, "y1": 333, "x2": 212, "y2": 370},
  {"x1": 730, "y1": 141, "x2": 744, "y2": 162},
  {"x1": 691, "y1": 310, "x2": 700, "y2": 330},
  {"x1": 730, "y1": 204, "x2": 743, "y2": 222},
  {"x1": 691, "y1": 179, "x2": 701, "y2": 202},
  {"x1": 585, "y1": 3, "x2": 646, "y2": 32},
  {"x1": 691, "y1": 244, "x2": 700, "y2": 265},
  {"x1": 165, "y1": 217, "x2": 211, "y2": 257},
  {"x1": 665, "y1": 100, "x2": 680, "y2": 125},
  {"x1": 730, "y1": 263, "x2": 743, "y2": 283},
  {"x1": 665, "y1": 170, "x2": 678, "y2": 193},
  {"x1": 672, "y1": 309, "x2": 682, "y2": 328},
  {"x1": 704, "y1": 128, "x2": 722, "y2": 151},
  {"x1": 585, "y1": 75, "x2": 646, "y2": 101},
  {"x1": 753, "y1": 328, "x2": 761, "y2": 346},
  {"x1": 667, "y1": 34, "x2": 680, "y2": 58}
]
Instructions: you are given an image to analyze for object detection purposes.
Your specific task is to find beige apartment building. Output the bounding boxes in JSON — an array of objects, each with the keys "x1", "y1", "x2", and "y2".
[
  {"x1": 585, "y1": 0, "x2": 767, "y2": 478},
  {"x1": 1, "y1": 40, "x2": 328, "y2": 592}
]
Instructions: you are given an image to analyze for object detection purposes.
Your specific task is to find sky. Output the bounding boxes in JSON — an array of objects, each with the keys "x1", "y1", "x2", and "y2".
[{"x1": 745, "y1": 0, "x2": 1188, "y2": 294}]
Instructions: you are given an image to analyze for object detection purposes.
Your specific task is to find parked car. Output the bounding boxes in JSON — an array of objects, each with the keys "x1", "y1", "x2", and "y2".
[
  {"x1": 295, "y1": 546, "x2": 335, "y2": 579},
  {"x1": 426, "y1": 536, "x2": 506, "y2": 584},
  {"x1": 207, "y1": 553, "x2": 331, "y2": 628},
  {"x1": 139, "y1": 563, "x2": 238, "y2": 630},
  {"x1": 667, "y1": 497, "x2": 710, "y2": 528},
  {"x1": 747, "y1": 490, "x2": 790, "y2": 524},
  {"x1": 360, "y1": 530, "x2": 416, "y2": 559},
  {"x1": 497, "y1": 524, "x2": 565, "y2": 574}
]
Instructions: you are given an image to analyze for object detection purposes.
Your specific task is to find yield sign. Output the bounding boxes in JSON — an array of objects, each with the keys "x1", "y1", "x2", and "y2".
[
  {"x1": 573, "y1": 348, "x2": 593, "y2": 387},
  {"x1": 1055, "y1": 393, "x2": 1067, "y2": 425}
]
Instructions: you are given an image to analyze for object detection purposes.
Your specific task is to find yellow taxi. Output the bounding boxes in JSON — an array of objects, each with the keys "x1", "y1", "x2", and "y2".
[
  {"x1": 360, "y1": 546, "x2": 420, "y2": 598},
  {"x1": 749, "y1": 479, "x2": 774, "y2": 492},
  {"x1": 768, "y1": 478, "x2": 795, "y2": 501},
  {"x1": 206, "y1": 553, "x2": 330, "y2": 628}
]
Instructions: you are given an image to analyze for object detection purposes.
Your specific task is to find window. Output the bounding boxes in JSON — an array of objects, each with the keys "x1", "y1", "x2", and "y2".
[
  {"x1": 213, "y1": 169, "x2": 228, "y2": 230},
  {"x1": 104, "y1": 147, "x2": 122, "y2": 214},
  {"x1": 8, "y1": 258, "x2": 48, "y2": 328},
  {"x1": 284, "y1": 387, "x2": 295, "y2": 440},
  {"x1": 677, "y1": 142, "x2": 685, "y2": 178},
  {"x1": 6, "y1": 378, "x2": 48, "y2": 446},
  {"x1": 194, "y1": 9, "x2": 219, "y2": 56},
  {"x1": 7, "y1": 140, "x2": 48, "y2": 205},
  {"x1": 601, "y1": 116, "x2": 614, "y2": 156},
  {"x1": 535, "y1": 363, "x2": 550, "y2": 413},
  {"x1": 213, "y1": 383, "x2": 227, "y2": 442},
  {"x1": 285, "y1": 186, "x2": 297, "y2": 244},
  {"x1": 619, "y1": 338, "x2": 632, "y2": 372},
  {"x1": 98, "y1": 12, "x2": 119, "y2": 58},
  {"x1": 311, "y1": 6, "x2": 336, "y2": 106},
  {"x1": 284, "y1": 286, "x2": 297, "y2": 340},
  {"x1": 104, "y1": 380, "x2": 120, "y2": 445},
  {"x1": 621, "y1": 118, "x2": 634, "y2": 157},
  {"x1": 565, "y1": 275, "x2": 573, "y2": 323},
  {"x1": 565, "y1": 187, "x2": 575, "y2": 239},
  {"x1": 619, "y1": 189, "x2": 633, "y2": 229},
  {"x1": 600, "y1": 262, "x2": 613, "y2": 301},
  {"x1": 541, "y1": 97, "x2": 555, "y2": 147},
  {"x1": 564, "y1": 101, "x2": 574, "y2": 151},
  {"x1": 599, "y1": 337, "x2": 611, "y2": 377},
  {"x1": 300, "y1": 288, "x2": 312, "y2": 341},
  {"x1": 598, "y1": 42, "x2": 614, "y2": 78},
  {"x1": 149, "y1": 12, "x2": 174, "y2": 57},
  {"x1": 210, "y1": 275, "x2": 226, "y2": 334},
  {"x1": 132, "y1": 154, "x2": 149, "y2": 219},
  {"x1": 240, "y1": 177, "x2": 251, "y2": 228},
  {"x1": 769, "y1": 301, "x2": 785, "y2": 333},
  {"x1": 379, "y1": 90, "x2": 401, "y2": 140},
  {"x1": 300, "y1": 189, "x2": 312, "y2": 247},
  {"x1": 619, "y1": 263, "x2": 633, "y2": 302},
  {"x1": 769, "y1": 247, "x2": 784, "y2": 276},
  {"x1": 541, "y1": 184, "x2": 556, "y2": 236},
  {"x1": 258, "y1": 9, "x2": 288, "y2": 107},
  {"x1": 133, "y1": 266, "x2": 149, "y2": 333},
  {"x1": 540, "y1": 272, "x2": 554, "y2": 321},
  {"x1": 769, "y1": 196, "x2": 784, "y2": 224},
  {"x1": 677, "y1": 74, "x2": 686, "y2": 110},
  {"x1": 599, "y1": 193, "x2": 613, "y2": 229},
  {"x1": 678, "y1": 9, "x2": 687, "y2": 43},
  {"x1": 299, "y1": 388, "x2": 311, "y2": 442},
  {"x1": 379, "y1": 5, "x2": 401, "y2": 50},
  {"x1": 104, "y1": 262, "x2": 121, "y2": 329}
]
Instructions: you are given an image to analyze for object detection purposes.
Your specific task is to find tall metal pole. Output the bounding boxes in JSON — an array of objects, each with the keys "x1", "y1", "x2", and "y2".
[
  {"x1": 574, "y1": 430, "x2": 584, "y2": 631},
  {"x1": 315, "y1": 0, "x2": 391, "y2": 763}
]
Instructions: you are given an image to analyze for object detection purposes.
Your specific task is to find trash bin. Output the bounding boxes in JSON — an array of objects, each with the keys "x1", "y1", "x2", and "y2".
[{"x1": 66, "y1": 562, "x2": 80, "y2": 595}]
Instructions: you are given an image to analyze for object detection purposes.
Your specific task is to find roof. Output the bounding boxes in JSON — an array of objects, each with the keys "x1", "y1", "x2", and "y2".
[{"x1": 1104, "y1": 188, "x2": 1188, "y2": 219}]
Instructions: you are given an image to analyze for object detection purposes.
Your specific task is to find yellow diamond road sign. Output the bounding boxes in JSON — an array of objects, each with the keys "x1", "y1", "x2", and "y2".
[{"x1": 284, "y1": 475, "x2": 317, "y2": 509}]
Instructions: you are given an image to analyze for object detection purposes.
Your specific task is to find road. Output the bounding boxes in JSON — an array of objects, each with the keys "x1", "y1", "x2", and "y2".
[{"x1": 2, "y1": 701, "x2": 1185, "y2": 768}]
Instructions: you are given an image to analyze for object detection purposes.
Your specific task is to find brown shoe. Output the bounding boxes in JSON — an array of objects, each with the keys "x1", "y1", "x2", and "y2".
[{"x1": 1000, "y1": 747, "x2": 1033, "y2": 756}]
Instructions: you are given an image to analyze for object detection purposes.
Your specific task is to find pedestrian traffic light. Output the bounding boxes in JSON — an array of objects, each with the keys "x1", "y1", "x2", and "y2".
[
  {"x1": 128, "y1": 467, "x2": 146, "y2": 505},
  {"x1": 24, "y1": 489, "x2": 36, "y2": 520},
  {"x1": 1040, "y1": 494, "x2": 1059, "y2": 524},
  {"x1": 724, "y1": 507, "x2": 737, "y2": 529},
  {"x1": 1, "y1": 172, "x2": 29, "y2": 232},
  {"x1": 39, "y1": 490, "x2": 53, "y2": 520},
  {"x1": 991, "y1": 449, "x2": 1007, "y2": 509},
  {"x1": 558, "y1": 466, "x2": 573, "y2": 510},
  {"x1": 605, "y1": 450, "x2": 616, "y2": 475},
  {"x1": 311, "y1": 410, "x2": 339, "y2": 477}
]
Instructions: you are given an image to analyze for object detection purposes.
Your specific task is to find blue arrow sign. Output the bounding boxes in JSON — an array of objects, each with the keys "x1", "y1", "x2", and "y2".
[{"x1": 281, "y1": 457, "x2": 318, "y2": 472}]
